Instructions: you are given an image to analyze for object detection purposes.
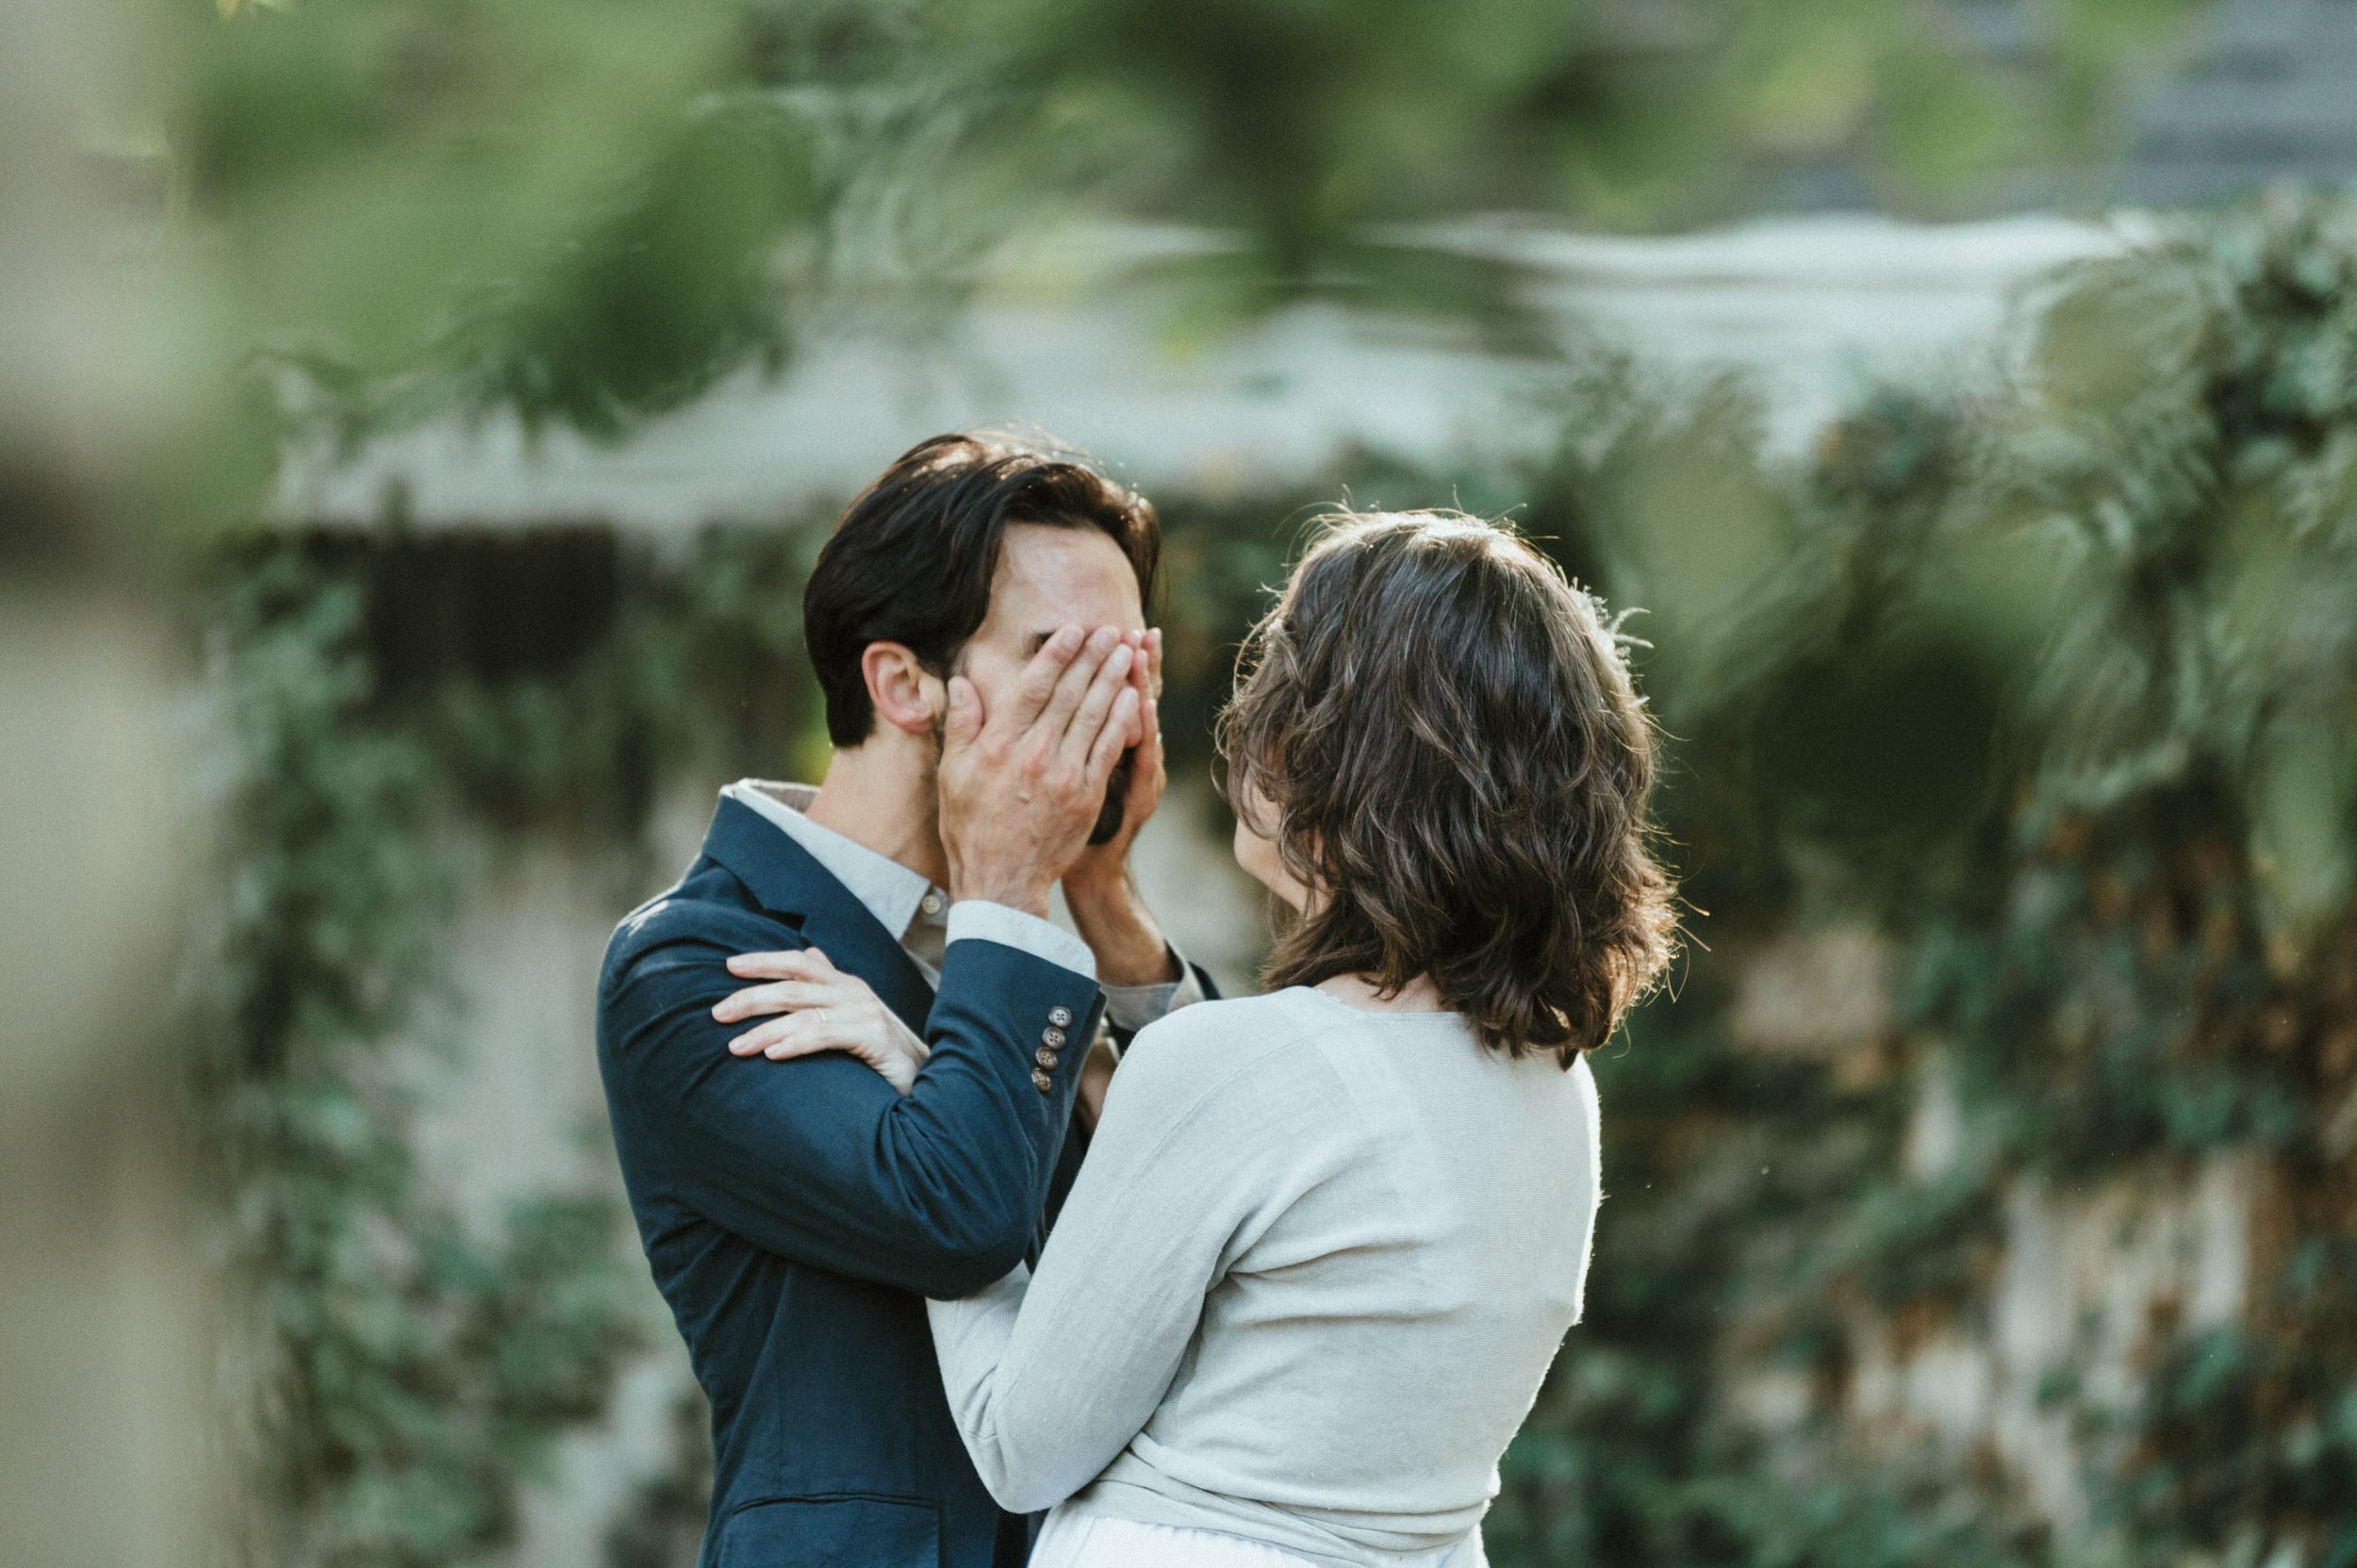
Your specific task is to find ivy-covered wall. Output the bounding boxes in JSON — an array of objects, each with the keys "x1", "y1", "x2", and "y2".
[
  {"x1": 197, "y1": 191, "x2": 2357, "y2": 1567},
  {"x1": 190, "y1": 530, "x2": 823, "y2": 1566}
]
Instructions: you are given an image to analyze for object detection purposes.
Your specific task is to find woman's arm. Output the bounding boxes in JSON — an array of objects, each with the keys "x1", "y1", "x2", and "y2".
[
  {"x1": 924, "y1": 1015, "x2": 1293, "y2": 1513},
  {"x1": 711, "y1": 950, "x2": 1194, "y2": 1125}
]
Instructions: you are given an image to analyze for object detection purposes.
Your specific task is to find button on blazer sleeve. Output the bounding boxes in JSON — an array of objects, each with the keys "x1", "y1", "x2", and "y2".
[{"x1": 599, "y1": 903, "x2": 1104, "y2": 1300}]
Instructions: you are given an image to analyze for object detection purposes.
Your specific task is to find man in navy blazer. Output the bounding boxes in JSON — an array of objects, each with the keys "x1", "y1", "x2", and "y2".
[{"x1": 598, "y1": 435, "x2": 1211, "y2": 1568}]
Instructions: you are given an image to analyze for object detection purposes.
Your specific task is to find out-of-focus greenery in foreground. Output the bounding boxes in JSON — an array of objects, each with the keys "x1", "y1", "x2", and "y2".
[
  {"x1": 1478, "y1": 187, "x2": 2357, "y2": 1568},
  {"x1": 105, "y1": 0, "x2": 2210, "y2": 532}
]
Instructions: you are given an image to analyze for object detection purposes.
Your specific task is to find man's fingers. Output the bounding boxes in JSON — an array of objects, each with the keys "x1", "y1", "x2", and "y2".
[
  {"x1": 1056, "y1": 637, "x2": 1132, "y2": 761},
  {"x1": 1115, "y1": 631, "x2": 1149, "y2": 747},
  {"x1": 1002, "y1": 625, "x2": 1085, "y2": 732},
  {"x1": 1129, "y1": 639, "x2": 1156, "y2": 746},
  {"x1": 1133, "y1": 693, "x2": 1164, "y2": 782},
  {"x1": 1037, "y1": 628, "x2": 1123, "y2": 744},
  {"x1": 1085, "y1": 687, "x2": 1141, "y2": 789},
  {"x1": 1034, "y1": 627, "x2": 1120, "y2": 742},
  {"x1": 943, "y1": 675, "x2": 984, "y2": 751},
  {"x1": 1141, "y1": 629, "x2": 1162, "y2": 742}
]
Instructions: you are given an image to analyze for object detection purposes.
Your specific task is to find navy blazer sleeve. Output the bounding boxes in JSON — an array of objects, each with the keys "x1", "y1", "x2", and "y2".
[{"x1": 600, "y1": 902, "x2": 1105, "y2": 1300}]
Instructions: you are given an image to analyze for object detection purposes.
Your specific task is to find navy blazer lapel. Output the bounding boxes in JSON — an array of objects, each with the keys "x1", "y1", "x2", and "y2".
[{"x1": 699, "y1": 796, "x2": 938, "y2": 1035}]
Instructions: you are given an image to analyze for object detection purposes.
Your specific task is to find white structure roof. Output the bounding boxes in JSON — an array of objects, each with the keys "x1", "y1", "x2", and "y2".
[{"x1": 283, "y1": 213, "x2": 2131, "y2": 531}]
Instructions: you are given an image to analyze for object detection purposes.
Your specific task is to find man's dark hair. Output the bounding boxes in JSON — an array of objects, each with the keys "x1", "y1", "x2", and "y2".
[
  {"x1": 1218, "y1": 510, "x2": 1677, "y2": 1063},
  {"x1": 804, "y1": 432, "x2": 1161, "y2": 747}
]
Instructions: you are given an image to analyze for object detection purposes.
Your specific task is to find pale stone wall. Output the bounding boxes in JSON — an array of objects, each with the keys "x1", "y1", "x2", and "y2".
[{"x1": 1725, "y1": 929, "x2": 2259, "y2": 1530}]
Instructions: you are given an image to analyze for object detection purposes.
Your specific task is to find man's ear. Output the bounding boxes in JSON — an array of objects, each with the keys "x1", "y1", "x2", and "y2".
[{"x1": 862, "y1": 642, "x2": 945, "y2": 737}]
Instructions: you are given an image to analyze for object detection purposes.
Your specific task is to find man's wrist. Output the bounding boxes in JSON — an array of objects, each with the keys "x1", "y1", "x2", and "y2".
[
  {"x1": 950, "y1": 883, "x2": 1054, "y2": 920},
  {"x1": 947, "y1": 861, "x2": 1055, "y2": 920},
  {"x1": 1063, "y1": 870, "x2": 1179, "y2": 988}
]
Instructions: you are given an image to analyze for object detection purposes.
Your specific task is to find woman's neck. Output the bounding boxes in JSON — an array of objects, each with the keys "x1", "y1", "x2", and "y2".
[{"x1": 1312, "y1": 972, "x2": 1446, "y2": 1014}]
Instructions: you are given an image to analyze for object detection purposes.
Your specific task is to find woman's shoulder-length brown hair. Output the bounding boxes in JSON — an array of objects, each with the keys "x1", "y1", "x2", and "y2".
[{"x1": 1216, "y1": 509, "x2": 1677, "y2": 1063}]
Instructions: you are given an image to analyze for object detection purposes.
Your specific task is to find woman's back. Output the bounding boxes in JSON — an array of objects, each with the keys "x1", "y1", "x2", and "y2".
[
  {"x1": 929, "y1": 508, "x2": 1667, "y2": 1568},
  {"x1": 930, "y1": 987, "x2": 1602, "y2": 1566}
]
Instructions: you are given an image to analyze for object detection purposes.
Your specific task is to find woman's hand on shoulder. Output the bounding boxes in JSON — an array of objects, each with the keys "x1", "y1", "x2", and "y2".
[{"x1": 711, "y1": 947, "x2": 930, "y2": 1095}]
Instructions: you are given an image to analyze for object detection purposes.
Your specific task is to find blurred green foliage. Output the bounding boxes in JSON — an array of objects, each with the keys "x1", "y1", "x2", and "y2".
[
  {"x1": 112, "y1": 0, "x2": 2211, "y2": 530},
  {"x1": 194, "y1": 555, "x2": 642, "y2": 1566},
  {"x1": 192, "y1": 529, "x2": 824, "y2": 1564},
  {"x1": 1490, "y1": 189, "x2": 2357, "y2": 1568}
]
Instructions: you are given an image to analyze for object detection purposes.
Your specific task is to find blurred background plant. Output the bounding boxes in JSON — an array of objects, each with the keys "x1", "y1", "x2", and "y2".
[
  {"x1": 120, "y1": 0, "x2": 2220, "y2": 512},
  {"x1": 8, "y1": 0, "x2": 2357, "y2": 1566}
]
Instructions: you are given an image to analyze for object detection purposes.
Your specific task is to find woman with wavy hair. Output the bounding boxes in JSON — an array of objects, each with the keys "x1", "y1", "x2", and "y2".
[
  {"x1": 917, "y1": 510, "x2": 1678, "y2": 1568},
  {"x1": 743, "y1": 509, "x2": 1675, "y2": 1567}
]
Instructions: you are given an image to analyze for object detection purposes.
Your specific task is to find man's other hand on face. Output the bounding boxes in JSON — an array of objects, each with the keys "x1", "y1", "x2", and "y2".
[{"x1": 937, "y1": 625, "x2": 1140, "y2": 920}]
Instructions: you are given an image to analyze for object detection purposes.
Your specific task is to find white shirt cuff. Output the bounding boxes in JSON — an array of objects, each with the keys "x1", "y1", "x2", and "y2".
[
  {"x1": 1103, "y1": 951, "x2": 1206, "y2": 1032},
  {"x1": 946, "y1": 900, "x2": 1097, "y2": 981}
]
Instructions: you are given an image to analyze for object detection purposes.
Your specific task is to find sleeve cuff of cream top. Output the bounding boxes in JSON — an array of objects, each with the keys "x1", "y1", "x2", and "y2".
[
  {"x1": 947, "y1": 900, "x2": 1097, "y2": 981},
  {"x1": 1103, "y1": 952, "x2": 1206, "y2": 1032}
]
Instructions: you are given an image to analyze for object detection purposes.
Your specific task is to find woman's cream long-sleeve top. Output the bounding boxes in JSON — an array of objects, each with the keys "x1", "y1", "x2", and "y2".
[{"x1": 927, "y1": 986, "x2": 1603, "y2": 1568}]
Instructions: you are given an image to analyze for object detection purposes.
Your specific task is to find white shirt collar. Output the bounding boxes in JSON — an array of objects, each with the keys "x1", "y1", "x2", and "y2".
[{"x1": 719, "y1": 780, "x2": 948, "y2": 944}]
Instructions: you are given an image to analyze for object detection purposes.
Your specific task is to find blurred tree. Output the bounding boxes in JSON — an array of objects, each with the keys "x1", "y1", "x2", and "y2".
[
  {"x1": 192, "y1": 553, "x2": 647, "y2": 1567},
  {"x1": 1551, "y1": 187, "x2": 2357, "y2": 1568},
  {"x1": 1902, "y1": 194, "x2": 2357, "y2": 1562},
  {"x1": 191, "y1": 527, "x2": 825, "y2": 1568},
  {"x1": 3, "y1": 3, "x2": 215, "y2": 1566},
  {"x1": 109, "y1": 0, "x2": 2215, "y2": 523}
]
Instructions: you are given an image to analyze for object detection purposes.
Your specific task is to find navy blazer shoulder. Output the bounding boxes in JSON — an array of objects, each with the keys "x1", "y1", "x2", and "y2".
[{"x1": 598, "y1": 796, "x2": 1110, "y2": 1568}]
